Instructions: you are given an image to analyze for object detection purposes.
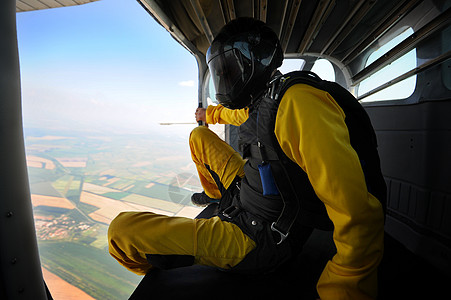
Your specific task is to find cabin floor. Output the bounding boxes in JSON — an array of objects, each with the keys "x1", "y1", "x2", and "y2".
[{"x1": 129, "y1": 206, "x2": 448, "y2": 300}]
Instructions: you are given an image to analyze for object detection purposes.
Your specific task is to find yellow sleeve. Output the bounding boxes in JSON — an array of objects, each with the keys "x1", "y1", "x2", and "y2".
[
  {"x1": 206, "y1": 104, "x2": 249, "y2": 126},
  {"x1": 274, "y1": 84, "x2": 384, "y2": 300}
]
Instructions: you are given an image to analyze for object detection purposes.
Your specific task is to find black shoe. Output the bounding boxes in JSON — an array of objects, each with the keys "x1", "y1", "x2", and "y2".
[{"x1": 191, "y1": 192, "x2": 220, "y2": 206}]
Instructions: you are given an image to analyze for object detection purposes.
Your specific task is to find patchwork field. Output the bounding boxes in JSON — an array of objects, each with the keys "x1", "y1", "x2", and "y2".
[
  {"x1": 80, "y1": 191, "x2": 173, "y2": 224},
  {"x1": 55, "y1": 157, "x2": 88, "y2": 168},
  {"x1": 25, "y1": 129, "x2": 203, "y2": 299},
  {"x1": 27, "y1": 155, "x2": 56, "y2": 169},
  {"x1": 42, "y1": 267, "x2": 95, "y2": 300},
  {"x1": 39, "y1": 241, "x2": 141, "y2": 300},
  {"x1": 31, "y1": 194, "x2": 75, "y2": 210}
]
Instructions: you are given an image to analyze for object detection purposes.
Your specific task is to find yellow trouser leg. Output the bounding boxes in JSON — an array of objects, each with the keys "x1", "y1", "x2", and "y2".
[
  {"x1": 189, "y1": 126, "x2": 245, "y2": 199},
  {"x1": 108, "y1": 211, "x2": 256, "y2": 275}
]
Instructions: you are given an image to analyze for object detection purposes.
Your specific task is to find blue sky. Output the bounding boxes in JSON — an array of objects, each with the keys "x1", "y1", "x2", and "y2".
[
  {"x1": 16, "y1": 0, "x2": 416, "y2": 136},
  {"x1": 17, "y1": 0, "x2": 198, "y2": 135}
]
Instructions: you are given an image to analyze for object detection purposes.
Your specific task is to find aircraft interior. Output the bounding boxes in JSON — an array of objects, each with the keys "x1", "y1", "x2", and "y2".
[{"x1": 2, "y1": 0, "x2": 451, "y2": 299}]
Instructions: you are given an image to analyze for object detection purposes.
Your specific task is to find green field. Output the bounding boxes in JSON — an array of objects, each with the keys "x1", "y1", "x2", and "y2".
[
  {"x1": 39, "y1": 241, "x2": 141, "y2": 300},
  {"x1": 25, "y1": 129, "x2": 202, "y2": 299}
]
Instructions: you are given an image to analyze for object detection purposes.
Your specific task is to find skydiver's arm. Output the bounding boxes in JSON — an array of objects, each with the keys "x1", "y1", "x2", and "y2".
[
  {"x1": 275, "y1": 84, "x2": 384, "y2": 300},
  {"x1": 203, "y1": 104, "x2": 249, "y2": 126}
]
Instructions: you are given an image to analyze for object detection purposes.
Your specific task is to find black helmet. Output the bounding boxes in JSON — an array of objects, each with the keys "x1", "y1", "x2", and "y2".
[{"x1": 206, "y1": 17, "x2": 283, "y2": 109}]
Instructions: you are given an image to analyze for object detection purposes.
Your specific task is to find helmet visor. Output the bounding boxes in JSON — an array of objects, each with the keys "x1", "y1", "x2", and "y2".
[{"x1": 207, "y1": 48, "x2": 253, "y2": 99}]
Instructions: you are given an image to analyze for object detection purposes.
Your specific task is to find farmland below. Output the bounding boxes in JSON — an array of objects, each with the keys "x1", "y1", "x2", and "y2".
[{"x1": 25, "y1": 127, "x2": 202, "y2": 299}]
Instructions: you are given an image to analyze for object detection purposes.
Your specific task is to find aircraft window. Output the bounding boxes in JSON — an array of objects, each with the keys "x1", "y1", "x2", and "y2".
[
  {"x1": 204, "y1": 72, "x2": 226, "y2": 140},
  {"x1": 358, "y1": 28, "x2": 417, "y2": 102},
  {"x1": 311, "y1": 59, "x2": 335, "y2": 82},
  {"x1": 279, "y1": 58, "x2": 305, "y2": 74},
  {"x1": 203, "y1": 57, "x2": 334, "y2": 141},
  {"x1": 279, "y1": 58, "x2": 335, "y2": 82},
  {"x1": 206, "y1": 73, "x2": 218, "y2": 104},
  {"x1": 18, "y1": 1, "x2": 202, "y2": 299}
]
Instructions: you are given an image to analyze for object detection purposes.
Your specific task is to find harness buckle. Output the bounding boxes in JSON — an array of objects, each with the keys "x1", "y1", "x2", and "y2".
[
  {"x1": 222, "y1": 206, "x2": 240, "y2": 219},
  {"x1": 271, "y1": 222, "x2": 289, "y2": 245}
]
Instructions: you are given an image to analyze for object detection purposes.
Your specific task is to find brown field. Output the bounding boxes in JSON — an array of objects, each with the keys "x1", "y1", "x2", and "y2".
[
  {"x1": 26, "y1": 155, "x2": 56, "y2": 170},
  {"x1": 80, "y1": 191, "x2": 172, "y2": 224},
  {"x1": 121, "y1": 194, "x2": 183, "y2": 213},
  {"x1": 99, "y1": 169, "x2": 115, "y2": 176},
  {"x1": 131, "y1": 161, "x2": 152, "y2": 167},
  {"x1": 123, "y1": 184, "x2": 135, "y2": 191},
  {"x1": 101, "y1": 177, "x2": 120, "y2": 186},
  {"x1": 55, "y1": 157, "x2": 87, "y2": 168},
  {"x1": 31, "y1": 194, "x2": 75, "y2": 210},
  {"x1": 114, "y1": 182, "x2": 133, "y2": 190},
  {"x1": 42, "y1": 267, "x2": 95, "y2": 300},
  {"x1": 83, "y1": 182, "x2": 118, "y2": 194}
]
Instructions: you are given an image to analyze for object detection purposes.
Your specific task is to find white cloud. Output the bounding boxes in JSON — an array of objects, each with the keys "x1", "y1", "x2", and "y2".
[{"x1": 178, "y1": 80, "x2": 195, "y2": 87}]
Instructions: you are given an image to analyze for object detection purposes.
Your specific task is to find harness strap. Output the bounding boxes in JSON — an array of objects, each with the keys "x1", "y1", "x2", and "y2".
[
  {"x1": 256, "y1": 86, "x2": 301, "y2": 243},
  {"x1": 249, "y1": 143, "x2": 279, "y2": 161},
  {"x1": 273, "y1": 71, "x2": 322, "y2": 101},
  {"x1": 251, "y1": 71, "x2": 326, "y2": 244},
  {"x1": 248, "y1": 144, "x2": 301, "y2": 244},
  {"x1": 269, "y1": 161, "x2": 300, "y2": 244}
]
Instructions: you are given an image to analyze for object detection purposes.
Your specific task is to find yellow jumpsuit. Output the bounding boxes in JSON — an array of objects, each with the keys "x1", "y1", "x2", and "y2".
[{"x1": 108, "y1": 84, "x2": 384, "y2": 300}]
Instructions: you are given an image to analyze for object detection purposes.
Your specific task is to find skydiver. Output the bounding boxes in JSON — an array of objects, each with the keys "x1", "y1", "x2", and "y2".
[{"x1": 108, "y1": 17, "x2": 386, "y2": 300}]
